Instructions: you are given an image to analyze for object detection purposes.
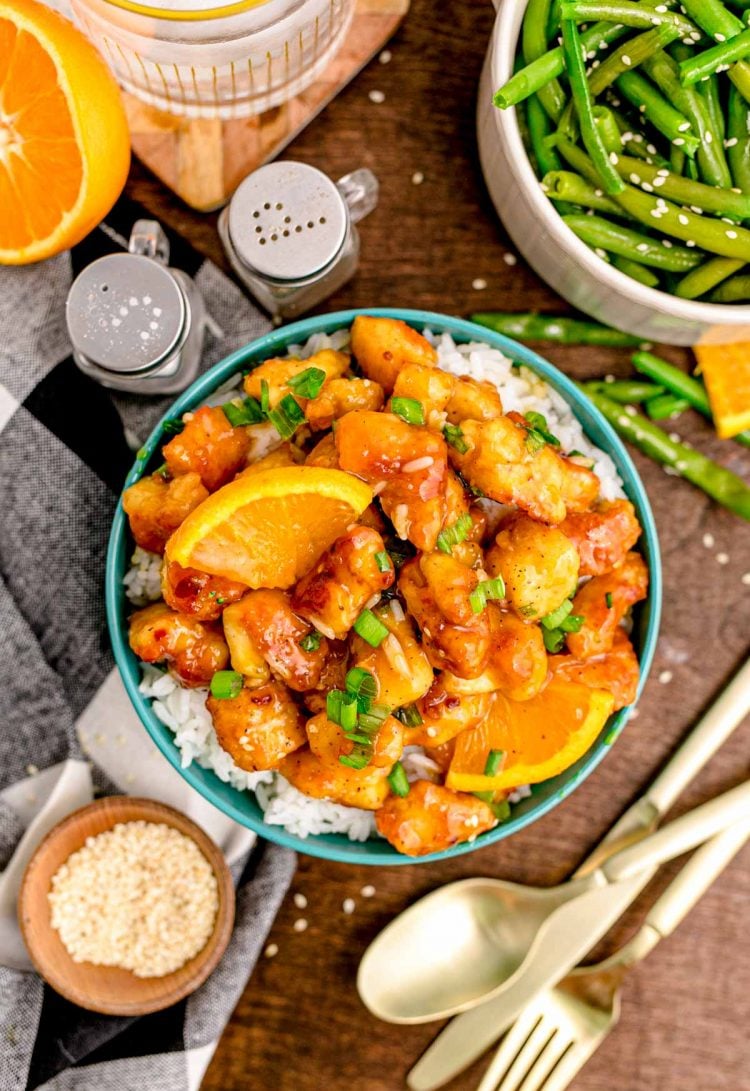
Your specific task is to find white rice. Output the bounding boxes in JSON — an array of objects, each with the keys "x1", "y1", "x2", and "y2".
[{"x1": 125, "y1": 329, "x2": 624, "y2": 842}]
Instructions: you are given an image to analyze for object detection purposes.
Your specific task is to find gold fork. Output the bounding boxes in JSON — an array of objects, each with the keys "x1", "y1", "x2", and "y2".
[{"x1": 476, "y1": 821, "x2": 750, "y2": 1091}]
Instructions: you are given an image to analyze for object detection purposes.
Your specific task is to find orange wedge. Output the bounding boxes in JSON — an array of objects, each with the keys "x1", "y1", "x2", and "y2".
[
  {"x1": 694, "y1": 343, "x2": 750, "y2": 439},
  {"x1": 0, "y1": 0, "x2": 130, "y2": 264},
  {"x1": 446, "y1": 679, "x2": 615, "y2": 793},
  {"x1": 165, "y1": 466, "x2": 373, "y2": 588}
]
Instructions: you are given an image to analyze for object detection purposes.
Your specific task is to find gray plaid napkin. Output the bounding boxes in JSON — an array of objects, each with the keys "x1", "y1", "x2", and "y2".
[{"x1": 0, "y1": 198, "x2": 295, "y2": 1091}]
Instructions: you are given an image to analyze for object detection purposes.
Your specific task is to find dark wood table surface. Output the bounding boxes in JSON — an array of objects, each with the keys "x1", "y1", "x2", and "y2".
[{"x1": 127, "y1": 2, "x2": 750, "y2": 1087}]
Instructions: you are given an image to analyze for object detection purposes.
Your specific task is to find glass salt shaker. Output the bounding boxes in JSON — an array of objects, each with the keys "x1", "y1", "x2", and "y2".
[
  {"x1": 66, "y1": 220, "x2": 220, "y2": 395},
  {"x1": 218, "y1": 161, "x2": 378, "y2": 320}
]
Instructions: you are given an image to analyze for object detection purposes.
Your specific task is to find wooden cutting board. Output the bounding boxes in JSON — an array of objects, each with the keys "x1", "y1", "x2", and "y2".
[{"x1": 123, "y1": 0, "x2": 409, "y2": 212}]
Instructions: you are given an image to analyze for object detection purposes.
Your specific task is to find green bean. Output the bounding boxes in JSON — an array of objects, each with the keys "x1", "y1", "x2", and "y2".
[
  {"x1": 547, "y1": 0, "x2": 563, "y2": 40},
  {"x1": 527, "y1": 95, "x2": 564, "y2": 174},
  {"x1": 685, "y1": 155, "x2": 700, "y2": 179},
  {"x1": 589, "y1": 25, "x2": 683, "y2": 98},
  {"x1": 561, "y1": 18, "x2": 626, "y2": 193},
  {"x1": 644, "y1": 392, "x2": 691, "y2": 417},
  {"x1": 675, "y1": 256, "x2": 745, "y2": 297},
  {"x1": 557, "y1": 137, "x2": 750, "y2": 257},
  {"x1": 494, "y1": 20, "x2": 631, "y2": 109},
  {"x1": 699, "y1": 75, "x2": 726, "y2": 142},
  {"x1": 709, "y1": 273, "x2": 750, "y2": 298},
  {"x1": 677, "y1": 0, "x2": 744, "y2": 40},
  {"x1": 562, "y1": 212, "x2": 704, "y2": 269},
  {"x1": 610, "y1": 152, "x2": 750, "y2": 217},
  {"x1": 615, "y1": 70, "x2": 701, "y2": 156},
  {"x1": 559, "y1": 1, "x2": 698, "y2": 38},
  {"x1": 612, "y1": 254, "x2": 662, "y2": 285},
  {"x1": 542, "y1": 170, "x2": 630, "y2": 213},
  {"x1": 727, "y1": 59, "x2": 750, "y2": 103},
  {"x1": 643, "y1": 51, "x2": 732, "y2": 188},
  {"x1": 727, "y1": 85, "x2": 750, "y2": 192},
  {"x1": 470, "y1": 313, "x2": 645, "y2": 346},
  {"x1": 581, "y1": 386, "x2": 750, "y2": 520},
  {"x1": 670, "y1": 145, "x2": 686, "y2": 174},
  {"x1": 523, "y1": 0, "x2": 568, "y2": 121},
  {"x1": 679, "y1": 27, "x2": 750, "y2": 85},
  {"x1": 588, "y1": 378, "x2": 666, "y2": 400},
  {"x1": 593, "y1": 105, "x2": 623, "y2": 153}
]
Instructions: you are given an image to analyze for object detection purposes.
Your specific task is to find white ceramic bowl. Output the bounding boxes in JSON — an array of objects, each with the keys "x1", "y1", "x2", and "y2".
[{"x1": 477, "y1": 0, "x2": 750, "y2": 345}]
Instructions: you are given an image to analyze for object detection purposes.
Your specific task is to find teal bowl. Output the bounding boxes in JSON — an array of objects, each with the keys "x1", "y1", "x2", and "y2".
[{"x1": 106, "y1": 308, "x2": 661, "y2": 865}]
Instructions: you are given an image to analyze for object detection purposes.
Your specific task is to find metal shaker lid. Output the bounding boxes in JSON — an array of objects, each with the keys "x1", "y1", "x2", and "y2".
[
  {"x1": 66, "y1": 254, "x2": 186, "y2": 374},
  {"x1": 227, "y1": 161, "x2": 348, "y2": 282}
]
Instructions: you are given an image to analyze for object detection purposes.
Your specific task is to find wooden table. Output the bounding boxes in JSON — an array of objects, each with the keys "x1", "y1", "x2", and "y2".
[{"x1": 127, "y1": 2, "x2": 750, "y2": 1087}]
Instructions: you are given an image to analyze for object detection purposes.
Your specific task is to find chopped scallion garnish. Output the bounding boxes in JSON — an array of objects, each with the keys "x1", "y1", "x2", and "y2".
[
  {"x1": 375, "y1": 551, "x2": 393, "y2": 573},
  {"x1": 154, "y1": 462, "x2": 169, "y2": 479},
  {"x1": 559, "y1": 613, "x2": 584, "y2": 633},
  {"x1": 469, "y1": 577, "x2": 506, "y2": 614},
  {"x1": 489, "y1": 799, "x2": 511, "y2": 821},
  {"x1": 605, "y1": 592, "x2": 613, "y2": 609},
  {"x1": 339, "y1": 750, "x2": 370, "y2": 770},
  {"x1": 327, "y1": 690, "x2": 344, "y2": 724},
  {"x1": 287, "y1": 366, "x2": 326, "y2": 399},
  {"x1": 340, "y1": 696, "x2": 358, "y2": 732},
  {"x1": 162, "y1": 418, "x2": 185, "y2": 435},
  {"x1": 387, "y1": 761, "x2": 410, "y2": 797},
  {"x1": 299, "y1": 630, "x2": 322, "y2": 652},
  {"x1": 443, "y1": 423, "x2": 469, "y2": 454},
  {"x1": 260, "y1": 378, "x2": 270, "y2": 414},
  {"x1": 436, "y1": 512, "x2": 473, "y2": 555},
  {"x1": 395, "y1": 703, "x2": 423, "y2": 727},
  {"x1": 541, "y1": 599, "x2": 574, "y2": 630},
  {"x1": 542, "y1": 628, "x2": 566, "y2": 654},
  {"x1": 391, "y1": 397, "x2": 425, "y2": 426},
  {"x1": 267, "y1": 393, "x2": 305, "y2": 439},
  {"x1": 222, "y1": 396, "x2": 264, "y2": 427},
  {"x1": 353, "y1": 608, "x2": 389, "y2": 648},
  {"x1": 345, "y1": 667, "x2": 378, "y2": 700},
  {"x1": 358, "y1": 704, "x2": 390, "y2": 732},
  {"x1": 484, "y1": 748, "x2": 505, "y2": 777},
  {"x1": 524, "y1": 411, "x2": 560, "y2": 447},
  {"x1": 209, "y1": 670, "x2": 243, "y2": 700}
]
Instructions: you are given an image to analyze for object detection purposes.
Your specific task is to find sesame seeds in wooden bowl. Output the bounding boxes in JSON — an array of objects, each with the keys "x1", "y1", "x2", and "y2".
[{"x1": 18, "y1": 797, "x2": 235, "y2": 1016}]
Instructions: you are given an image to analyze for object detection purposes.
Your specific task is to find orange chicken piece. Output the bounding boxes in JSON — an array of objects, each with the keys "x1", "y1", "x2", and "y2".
[
  {"x1": 208, "y1": 682, "x2": 306, "y2": 771},
  {"x1": 243, "y1": 349, "x2": 349, "y2": 407},
  {"x1": 375, "y1": 780, "x2": 496, "y2": 856},
  {"x1": 390, "y1": 362, "x2": 455, "y2": 427},
  {"x1": 122, "y1": 472, "x2": 208, "y2": 555},
  {"x1": 560, "y1": 499, "x2": 642, "y2": 577},
  {"x1": 279, "y1": 748, "x2": 391, "y2": 810},
  {"x1": 306, "y1": 711, "x2": 404, "y2": 770},
  {"x1": 161, "y1": 561, "x2": 248, "y2": 621},
  {"x1": 445, "y1": 375, "x2": 503, "y2": 425},
  {"x1": 485, "y1": 513, "x2": 580, "y2": 621},
  {"x1": 128, "y1": 602, "x2": 228, "y2": 687},
  {"x1": 351, "y1": 315, "x2": 437, "y2": 393},
  {"x1": 163, "y1": 406, "x2": 250, "y2": 492},
  {"x1": 221, "y1": 589, "x2": 328, "y2": 691},
  {"x1": 305, "y1": 377, "x2": 384, "y2": 431},
  {"x1": 410, "y1": 680, "x2": 492, "y2": 747},
  {"x1": 549, "y1": 629, "x2": 640, "y2": 711},
  {"x1": 566, "y1": 552, "x2": 649, "y2": 659},
  {"x1": 350, "y1": 601, "x2": 434, "y2": 708},
  {"x1": 443, "y1": 606, "x2": 548, "y2": 702}
]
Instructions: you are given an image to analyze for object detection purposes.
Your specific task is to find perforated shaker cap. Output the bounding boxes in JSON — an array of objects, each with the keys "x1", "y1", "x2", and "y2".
[
  {"x1": 227, "y1": 161, "x2": 348, "y2": 281},
  {"x1": 66, "y1": 254, "x2": 186, "y2": 374}
]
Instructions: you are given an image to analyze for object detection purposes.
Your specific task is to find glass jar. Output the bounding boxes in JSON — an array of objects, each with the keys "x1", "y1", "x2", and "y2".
[{"x1": 69, "y1": 0, "x2": 355, "y2": 119}]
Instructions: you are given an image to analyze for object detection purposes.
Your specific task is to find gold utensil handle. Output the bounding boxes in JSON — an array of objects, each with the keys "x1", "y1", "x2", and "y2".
[
  {"x1": 644, "y1": 820, "x2": 750, "y2": 938},
  {"x1": 601, "y1": 780, "x2": 750, "y2": 884}
]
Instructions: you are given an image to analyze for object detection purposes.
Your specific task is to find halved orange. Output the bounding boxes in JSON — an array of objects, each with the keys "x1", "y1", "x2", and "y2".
[
  {"x1": 165, "y1": 466, "x2": 373, "y2": 588},
  {"x1": 446, "y1": 679, "x2": 614, "y2": 793},
  {"x1": 694, "y1": 343, "x2": 750, "y2": 439},
  {"x1": 0, "y1": 0, "x2": 130, "y2": 264}
]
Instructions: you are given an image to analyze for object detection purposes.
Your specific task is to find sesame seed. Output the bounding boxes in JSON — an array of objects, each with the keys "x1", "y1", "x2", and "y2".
[
  {"x1": 741, "y1": 573, "x2": 750, "y2": 586},
  {"x1": 630, "y1": 173, "x2": 641, "y2": 184},
  {"x1": 265, "y1": 943, "x2": 279, "y2": 958},
  {"x1": 595, "y1": 247, "x2": 608, "y2": 258},
  {"x1": 690, "y1": 206, "x2": 703, "y2": 215},
  {"x1": 361, "y1": 884, "x2": 376, "y2": 898},
  {"x1": 678, "y1": 121, "x2": 691, "y2": 132},
  {"x1": 368, "y1": 89, "x2": 385, "y2": 104},
  {"x1": 716, "y1": 552, "x2": 730, "y2": 565},
  {"x1": 636, "y1": 242, "x2": 650, "y2": 252},
  {"x1": 643, "y1": 182, "x2": 654, "y2": 192},
  {"x1": 609, "y1": 152, "x2": 619, "y2": 164},
  {"x1": 342, "y1": 898, "x2": 356, "y2": 915},
  {"x1": 726, "y1": 230, "x2": 738, "y2": 239},
  {"x1": 662, "y1": 239, "x2": 673, "y2": 248},
  {"x1": 678, "y1": 214, "x2": 689, "y2": 225},
  {"x1": 293, "y1": 892, "x2": 308, "y2": 909},
  {"x1": 657, "y1": 169, "x2": 670, "y2": 177},
  {"x1": 686, "y1": 239, "x2": 696, "y2": 247},
  {"x1": 703, "y1": 532, "x2": 715, "y2": 548},
  {"x1": 622, "y1": 54, "x2": 632, "y2": 65},
  {"x1": 705, "y1": 131, "x2": 713, "y2": 143},
  {"x1": 655, "y1": 3, "x2": 667, "y2": 9},
  {"x1": 659, "y1": 670, "x2": 673, "y2": 684},
  {"x1": 646, "y1": 143, "x2": 657, "y2": 154},
  {"x1": 411, "y1": 170, "x2": 424, "y2": 185},
  {"x1": 503, "y1": 252, "x2": 518, "y2": 266},
  {"x1": 379, "y1": 49, "x2": 392, "y2": 63},
  {"x1": 293, "y1": 917, "x2": 309, "y2": 932},
  {"x1": 653, "y1": 175, "x2": 666, "y2": 187},
  {"x1": 673, "y1": 137, "x2": 685, "y2": 146},
  {"x1": 629, "y1": 707, "x2": 639, "y2": 720},
  {"x1": 725, "y1": 137, "x2": 739, "y2": 148},
  {"x1": 26, "y1": 763, "x2": 39, "y2": 775},
  {"x1": 715, "y1": 32, "x2": 726, "y2": 41},
  {"x1": 472, "y1": 278, "x2": 488, "y2": 290}
]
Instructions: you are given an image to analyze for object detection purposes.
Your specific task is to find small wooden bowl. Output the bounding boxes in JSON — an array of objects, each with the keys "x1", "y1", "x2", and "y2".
[{"x1": 19, "y1": 796, "x2": 235, "y2": 1016}]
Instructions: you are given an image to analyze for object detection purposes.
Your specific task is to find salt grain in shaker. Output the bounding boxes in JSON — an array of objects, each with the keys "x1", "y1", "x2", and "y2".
[
  {"x1": 66, "y1": 220, "x2": 220, "y2": 395},
  {"x1": 218, "y1": 161, "x2": 378, "y2": 319}
]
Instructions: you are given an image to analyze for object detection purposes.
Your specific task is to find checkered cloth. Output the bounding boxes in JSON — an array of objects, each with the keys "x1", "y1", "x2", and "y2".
[{"x1": 0, "y1": 197, "x2": 296, "y2": 1091}]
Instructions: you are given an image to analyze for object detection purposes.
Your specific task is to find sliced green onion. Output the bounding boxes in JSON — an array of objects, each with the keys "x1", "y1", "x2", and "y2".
[
  {"x1": 358, "y1": 704, "x2": 390, "y2": 732},
  {"x1": 388, "y1": 762, "x2": 410, "y2": 797},
  {"x1": 542, "y1": 628, "x2": 566, "y2": 653},
  {"x1": 162, "y1": 418, "x2": 185, "y2": 435},
  {"x1": 222, "y1": 397, "x2": 264, "y2": 427},
  {"x1": 353, "y1": 608, "x2": 389, "y2": 648},
  {"x1": 605, "y1": 592, "x2": 614, "y2": 608},
  {"x1": 436, "y1": 512, "x2": 474, "y2": 555},
  {"x1": 267, "y1": 393, "x2": 305, "y2": 439},
  {"x1": 524, "y1": 411, "x2": 561, "y2": 447},
  {"x1": 345, "y1": 667, "x2": 378, "y2": 700},
  {"x1": 443, "y1": 423, "x2": 470, "y2": 454},
  {"x1": 210, "y1": 670, "x2": 243, "y2": 700},
  {"x1": 391, "y1": 397, "x2": 425, "y2": 425},
  {"x1": 287, "y1": 366, "x2": 326, "y2": 399},
  {"x1": 260, "y1": 378, "x2": 270, "y2": 414},
  {"x1": 489, "y1": 799, "x2": 512, "y2": 821},
  {"x1": 339, "y1": 750, "x2": 370, "y2": 770},
  {"x1": 541, "y1": 599, "x2": 574, "y2": 630},
  {"x1": 469, "y1": 577, "x2": 506, "y2": 614},
  {"x1": 395, "y1": 703, "x2": 423, "y2": 727},
  {"x1": 340, "y1": 696, "x2": 358, "y2": 732},
  {"x1": 375, "y1": 551, "x2": 393, "y2": 573},
  {"x1": 484, "y1": 748, "x2": 505, "y2": 777},
  {"x1": 154, "y1": 462, "x2": 169, "y2": 479},
  {"x1": 327, "y1": 690, "x2": 344, "y2": 724},
  {"x1": 524, "y1": 428, "x2": 547, "y2": 454},
  {"x1": 299, "y1": 630, "x2": 322, "y2": 652},
  {"x1": 559, "y1": 613, "x2": 584, "y2": 633}
]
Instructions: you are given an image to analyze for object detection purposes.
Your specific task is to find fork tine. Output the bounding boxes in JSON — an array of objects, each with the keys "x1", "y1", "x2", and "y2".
[
  {"x1": 532, "y1": 1037, "x2": 601, "y2": 1091},
  {"x1": 515, "y1": 1028, "x2": 576, "y2": 1091},
  {"x1": 476, "y1": 1006, "x2": 545, "y2": 1091},
  {"x1": 490, "y1": 1014, "x2": 559, "y2": 1091}
]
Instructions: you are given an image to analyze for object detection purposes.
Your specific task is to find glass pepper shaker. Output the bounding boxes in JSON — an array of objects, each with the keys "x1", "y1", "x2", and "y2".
[
  {"x1": 218, "y1": 161, "x2": 378, "y2": 320},
  {"x1": 66, "y1": 220, "x2": 221, "y2": 395}
]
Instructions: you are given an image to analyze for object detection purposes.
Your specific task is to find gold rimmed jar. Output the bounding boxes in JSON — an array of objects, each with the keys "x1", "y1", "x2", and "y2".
[{"x1": 70, "y1": 0, "x2": 355, "y2": 118}]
